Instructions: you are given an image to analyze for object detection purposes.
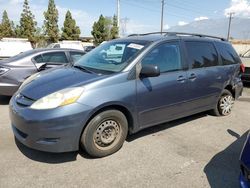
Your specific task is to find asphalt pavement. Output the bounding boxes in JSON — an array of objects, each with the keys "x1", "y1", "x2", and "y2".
[{"x1": 0, "y1": 87, "x2": 250, "y2": 188}]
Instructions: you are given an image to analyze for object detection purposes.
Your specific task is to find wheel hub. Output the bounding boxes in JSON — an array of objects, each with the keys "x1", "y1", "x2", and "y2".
[
  {"x1": 220, "y1": 95, "x2": 234, "y2": 115},
  {"x1": 94, "y1": 120, "x2": 120, "y2": 147}
]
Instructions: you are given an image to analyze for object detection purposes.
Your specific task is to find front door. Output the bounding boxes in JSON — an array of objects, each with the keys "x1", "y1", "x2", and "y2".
[{"x1": 136, "y1": 41, "x2": 189, "y2": 128}]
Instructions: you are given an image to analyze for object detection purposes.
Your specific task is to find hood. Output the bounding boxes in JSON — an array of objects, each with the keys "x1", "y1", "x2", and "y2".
[{"x1": 20, "y1": 66, "x2": 105, "y2": 100}]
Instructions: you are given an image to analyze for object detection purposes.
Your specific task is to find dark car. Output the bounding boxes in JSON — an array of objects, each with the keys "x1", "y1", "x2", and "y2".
[
  {"x1": 0, "y1": 48, "x2": 85, "y2": 96},
  {"x1": 240, "y1": 131, "x2": 250, "y2": 188},
  {"x1": 9, "y1": 32, "x2": 243, "y2": 157},
  {"x1": 84, "y1": 46, "x2": 95, "y2": 52},
  {"x1": 240, "y1": 50, "x2": 250, "y2": 83}
]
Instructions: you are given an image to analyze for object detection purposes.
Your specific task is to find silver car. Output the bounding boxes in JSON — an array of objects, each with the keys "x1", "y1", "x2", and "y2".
[{"x1": 0, "y1": 48, "x2": 85, "y2": 96}]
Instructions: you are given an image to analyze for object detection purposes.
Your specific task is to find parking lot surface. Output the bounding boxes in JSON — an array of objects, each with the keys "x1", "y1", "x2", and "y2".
[{"x1": 0, "y1": 87, "x2": 250, "y2": 188}]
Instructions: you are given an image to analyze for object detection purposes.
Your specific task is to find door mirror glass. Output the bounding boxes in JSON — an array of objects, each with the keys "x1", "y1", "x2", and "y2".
[{"x1": 140, "y1": 64, "x2": 160, "y2": 77}]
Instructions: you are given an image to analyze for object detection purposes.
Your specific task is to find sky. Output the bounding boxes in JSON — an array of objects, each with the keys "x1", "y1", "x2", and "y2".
[{"x1": 0, "y1": 0, "x2": 250, "y2": 37}]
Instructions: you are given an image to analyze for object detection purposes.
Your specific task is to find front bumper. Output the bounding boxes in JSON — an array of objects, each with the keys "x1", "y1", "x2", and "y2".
[
  {"x1": 0, "y1": 82, "x2": 19, "y2": 96},
  {"x1": 9, "y1": 95, "x2": 93, "y2": 153}
]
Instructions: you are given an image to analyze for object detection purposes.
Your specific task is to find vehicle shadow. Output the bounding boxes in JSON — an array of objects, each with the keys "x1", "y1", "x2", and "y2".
[
  {"x1": 0, "y1": 95, "x2": 11, "y2": 105},
  {"x1": 15, "y1": 137, "x2": 92, "y2": 164},
  {"x1": 127, "y1": 112, "x2": 207, "y2": 142},
  {"x1": 204, "y1": 129, "x2": 248, "y2": 188},
  {"x1": 15, "y1": 112, "x2": 208, "y2": 163}
]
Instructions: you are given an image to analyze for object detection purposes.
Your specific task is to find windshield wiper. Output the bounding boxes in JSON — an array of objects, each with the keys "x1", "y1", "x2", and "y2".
[{"x1": 73, "y1": 65, "x2": 94, "y2": 74}]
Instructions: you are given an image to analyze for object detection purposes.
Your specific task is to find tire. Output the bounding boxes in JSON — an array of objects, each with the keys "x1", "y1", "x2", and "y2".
[
  {"x1": 211, "y1": 89, "x2": 234, "y2": 116},
  {"x1": 80, "y1": 110, "x2": 128, "y2": 158}
]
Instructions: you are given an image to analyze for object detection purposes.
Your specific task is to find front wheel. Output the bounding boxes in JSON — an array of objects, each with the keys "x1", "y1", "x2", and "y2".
[
  {"x1": 80, "y1": 110, "x2": 128, "y2": 158},
  {"x1": 211, "y1": 89, "x2": 234, "y2": 116}
]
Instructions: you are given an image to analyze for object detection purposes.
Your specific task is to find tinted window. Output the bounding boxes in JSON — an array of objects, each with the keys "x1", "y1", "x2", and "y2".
[
  {"x1": 216, "y1": 42, "x2": 240, "y2": 65},
  {"x1": 141, "y1": 42, "x2": 182, "y2": 73},
  {"x1": 70, "y1": 52, "x2": 85, "y2": 63},
  {"x1": 42, "y1": 52, "x2": 68, "y2": 64},
  {"x1": 33, "y1": 55, "x2": 43, "y2": 63},
  {"x1": 185, "y1": 41, "x2": 218, "y2": 69}
]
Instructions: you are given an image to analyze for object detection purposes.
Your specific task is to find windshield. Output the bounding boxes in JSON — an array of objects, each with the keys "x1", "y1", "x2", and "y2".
[{"x1": 74, "y1": 40, "x2": 150, "y2": 74}]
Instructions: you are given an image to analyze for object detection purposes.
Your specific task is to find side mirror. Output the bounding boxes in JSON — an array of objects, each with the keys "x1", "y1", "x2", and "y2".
[
  {"x1": 36, "y1": 63, "x2": 47, "y2": 71},
  {"x1": 239, "y1": 53, "x2": 242, "y2": 57},
  {"x1": 140, "y1": 64, "x2": 160, "y2": 78}
]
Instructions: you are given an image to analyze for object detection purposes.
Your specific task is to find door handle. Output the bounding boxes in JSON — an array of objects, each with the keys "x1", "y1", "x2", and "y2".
[
  {"x1": 177, "y1": 75, "x2": 186, "y2": 82},
  {"x1": 189, "y1": 73, "x2": 197, "y2": 80}
]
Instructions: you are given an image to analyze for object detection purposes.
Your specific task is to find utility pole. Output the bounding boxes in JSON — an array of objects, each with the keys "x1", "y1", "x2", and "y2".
[
  {"x1": 161, "y1": 0, "x2": 165, "y2": 33},
  {"x1": 227, "y1": 12, "x2": 234, "y2": 40},
  {"x1": 117, "y1": 0, "x2": 120, "y2": 37},
  {"x1": 121, "y1": 17, "x2": 129, "y2": 36}
]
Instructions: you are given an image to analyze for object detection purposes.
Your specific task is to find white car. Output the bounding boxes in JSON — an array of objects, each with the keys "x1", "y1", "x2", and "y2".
[
  {"x1": 47, "y1": 41, "x2": 84, "y2": 51},
  {"x1": 0, "y1": 38, "x2": 33, "y2": 59}
]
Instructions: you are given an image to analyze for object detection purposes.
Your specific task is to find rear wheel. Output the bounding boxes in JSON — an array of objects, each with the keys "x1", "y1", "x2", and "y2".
[
  {"x1": 80, "y1": 110, "x2": 128, "y2": 157},
  {"x1": 211, "y1": 89, "x2": 234, "y2": 116}
]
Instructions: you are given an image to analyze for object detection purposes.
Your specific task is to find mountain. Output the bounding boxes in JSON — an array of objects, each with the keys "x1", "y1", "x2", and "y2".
[{"x1": 167, "y1": 18, "x2": 250, "y2": 40}]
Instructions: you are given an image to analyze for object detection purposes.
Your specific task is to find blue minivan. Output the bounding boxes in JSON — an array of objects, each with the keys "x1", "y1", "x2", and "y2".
[{"x1": 9, "y1": 32, "x2": 244, "y2": 157}]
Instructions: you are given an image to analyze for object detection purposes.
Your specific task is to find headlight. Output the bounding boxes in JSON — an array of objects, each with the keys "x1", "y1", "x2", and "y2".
[
  {"x1": 19, "y1": 73, "x2": 40, "y2": 90},
  {"x1": 0, "y1": 66, "x2": 10, "y2": 75},
  {"x1": 30, "y1": 87, "x2": 84, "y2": 110}
]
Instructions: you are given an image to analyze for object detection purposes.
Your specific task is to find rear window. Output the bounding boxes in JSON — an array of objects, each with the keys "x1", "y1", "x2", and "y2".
[
  {"x1": 216, "y1": 42, "x2": 240, "y2": 65},
  {"x1": 185, "y1": 41, "x2": 219, "y2": 69}
]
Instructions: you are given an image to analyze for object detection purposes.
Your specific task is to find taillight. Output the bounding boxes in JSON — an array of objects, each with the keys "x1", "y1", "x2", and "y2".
[{"x1": 240, "y1": 63, "x2": 245, "y2": 73}]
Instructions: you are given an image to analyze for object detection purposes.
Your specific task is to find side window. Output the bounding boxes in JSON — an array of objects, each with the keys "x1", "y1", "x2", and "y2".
[
  {"x1": 70, "y1": 52, "x2": 85, "y2": 63},
  {"x1": 185, "y1": 41, "x2": 219, "y2": 69},
  {"x1": 141, "y1": 42, "x2": 182, "y2": 73},
  {"x1": 42, "y1": 52, "x2": 68, "y2": 64},
  {"x1": 216, "y1": 42, "x2": 240, "y2": 65},
  {"x1": 33, "y1": 55, "x2": 43, "y2": 63}
]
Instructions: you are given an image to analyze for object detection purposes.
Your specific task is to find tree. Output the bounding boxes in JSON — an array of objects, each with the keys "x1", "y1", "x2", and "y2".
[
  {"x1": 61, "y1": 10, "x2": 81, "y2": 40},
  {"x1": 19, "y1": 0, "x2": 37, "y2": 42},
  {"x1": 34, "y1": 27, "x2": 47, "y2": 48},
  {"x1": 44, "y1": 0, "x2": 59, "y2": 43},
  {"x1": 0, "y1": 10, "x2": 15, "y2": 38},
  {"x1": 91, "y1": 15, "x2": 109, "y2": 45},
  {"x1": 110, "y1": 15, "x2": 119, "y2": 39}
]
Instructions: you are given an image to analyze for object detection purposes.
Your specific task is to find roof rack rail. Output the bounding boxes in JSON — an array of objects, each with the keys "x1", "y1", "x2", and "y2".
[
  {"x1": 127, "y1": 32, "x2": 168, "y2": 37},
  {"x1": 127, "y1": 31, "x2": 227, "y2": 41},
  {"x1": 164, "y1": 32, "x2": 227, "y2": 41}
]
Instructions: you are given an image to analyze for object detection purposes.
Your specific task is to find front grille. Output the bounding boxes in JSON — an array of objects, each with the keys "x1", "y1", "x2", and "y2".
[
  {"x1": 15, "y1": 93, "x2": 35, "y2": 107},
  {"x1": 245, "y1": 67, "x2": 250, "y2": 74}
]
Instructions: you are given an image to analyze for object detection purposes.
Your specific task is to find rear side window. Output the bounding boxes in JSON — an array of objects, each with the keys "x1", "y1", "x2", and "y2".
[
  {"x1": 185, "y1": 41, "x2": 219, "y2": 68},
  {"x1": 42, "y1": 52, "x2": 68, "y2": 64},
  {"x1": 216, "y1": 42, "x2": 240, "y2": 65}
]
